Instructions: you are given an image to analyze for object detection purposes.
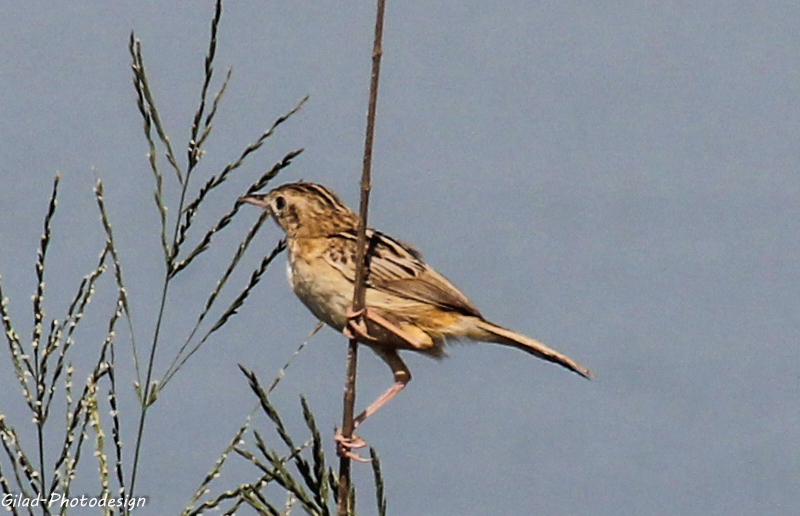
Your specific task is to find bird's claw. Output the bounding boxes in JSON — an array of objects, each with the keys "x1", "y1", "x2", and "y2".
[
  {"x1": 334, "y1": 429, "x2": 371, "y2": 463},
  {"x1": 344, "y1": 306, "x2": 375, "y2": 342}
]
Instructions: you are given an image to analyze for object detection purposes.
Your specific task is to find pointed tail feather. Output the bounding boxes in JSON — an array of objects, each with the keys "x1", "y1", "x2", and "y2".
[{"x1": 475, "y1": 320, "x2": 593, "y2": 379}]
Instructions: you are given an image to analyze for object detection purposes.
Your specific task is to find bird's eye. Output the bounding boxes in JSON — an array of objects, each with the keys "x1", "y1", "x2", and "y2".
[{"x1": 273, "y1": 196, "x2": 286, "y2": 211}]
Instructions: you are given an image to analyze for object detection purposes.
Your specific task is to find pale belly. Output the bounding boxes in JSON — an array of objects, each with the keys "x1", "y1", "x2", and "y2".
[
  {"x1": 286, "y1": 257, "x2": 353, "y2": 332},
  {"x1": 284, "y1": 250, "x2": 448, "y2": 356}
]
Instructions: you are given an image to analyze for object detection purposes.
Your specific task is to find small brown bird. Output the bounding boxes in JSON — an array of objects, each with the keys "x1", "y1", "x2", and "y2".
[{"x1": 242, "y1": 181, "x2": 592, "y2": 459}]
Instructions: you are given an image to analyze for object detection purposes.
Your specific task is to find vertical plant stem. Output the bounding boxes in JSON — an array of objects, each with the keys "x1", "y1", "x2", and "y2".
[
  {"x1": 337, "y1": 0, "x2": 386, "y2": 514},
  {"x1": 129, "y1": 277, "x2": 171, "y2": 497}
]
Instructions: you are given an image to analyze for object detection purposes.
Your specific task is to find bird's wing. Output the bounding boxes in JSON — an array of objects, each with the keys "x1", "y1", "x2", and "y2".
[{"x1": 324, "y1": 229, "x2": 482, "y2": 317}]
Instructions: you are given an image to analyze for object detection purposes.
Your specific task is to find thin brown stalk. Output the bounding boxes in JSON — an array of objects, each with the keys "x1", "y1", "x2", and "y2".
[{"x1": 337, "y1": 0, "x2": 387, "y2": 514}]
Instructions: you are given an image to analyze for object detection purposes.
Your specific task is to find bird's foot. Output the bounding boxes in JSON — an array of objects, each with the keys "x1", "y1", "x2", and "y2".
[
  {"x1": 334, "y1": 428, "x2": 371, "y2": 463},
  {"x1": 344, "y1": 306, "x2": 376, "y2": 342}
]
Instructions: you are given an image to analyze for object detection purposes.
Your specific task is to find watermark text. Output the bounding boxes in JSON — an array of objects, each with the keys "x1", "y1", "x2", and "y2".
[{"x1": 2, "y1": 493, "x2": 146, "y2": 510}]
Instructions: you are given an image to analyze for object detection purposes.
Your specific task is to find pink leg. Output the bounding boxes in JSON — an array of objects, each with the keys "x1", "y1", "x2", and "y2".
[
  {"x1": 344, "y1": 306, "x2": 425, "y2": 349},
  {"x1": 334, "y1": 350, "x2": 412, "y2": 462},
  {"x1": 356, "y1": 349, "x2": 411, "y2": 426}
]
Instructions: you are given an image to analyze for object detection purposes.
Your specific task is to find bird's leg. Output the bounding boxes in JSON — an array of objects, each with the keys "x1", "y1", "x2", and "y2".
[
  {"x1": 355, "y1": 349, "x2": 411, "y2": 426},
  {"x1": 344, "y1": 306, "x2": 426, "y2": 349},
  {"x1": 335, "y1": 350, "x2": 411, "y2": 462}
]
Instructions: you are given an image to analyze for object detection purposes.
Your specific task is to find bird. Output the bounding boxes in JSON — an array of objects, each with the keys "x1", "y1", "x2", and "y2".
[{"x1": 241, "y1": 181, "x2": 592, "y2": 459}]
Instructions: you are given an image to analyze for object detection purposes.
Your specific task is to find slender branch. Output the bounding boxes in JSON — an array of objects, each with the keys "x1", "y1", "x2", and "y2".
[{"x1": 337, "y1": 0, "x2": 386, "y2": 514}]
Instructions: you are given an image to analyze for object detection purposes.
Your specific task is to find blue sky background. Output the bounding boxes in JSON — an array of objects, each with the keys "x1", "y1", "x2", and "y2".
[{"x1": 1, "y1": 2, "x2": 798, "y2": 514}]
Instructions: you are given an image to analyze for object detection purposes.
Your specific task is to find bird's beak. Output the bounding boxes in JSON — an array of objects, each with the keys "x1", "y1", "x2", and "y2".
[{"x1": 239, "y1": 193, "x2": 269, "y2": 208}]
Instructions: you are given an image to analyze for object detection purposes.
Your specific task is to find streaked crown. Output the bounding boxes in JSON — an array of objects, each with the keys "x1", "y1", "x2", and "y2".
[{"x1": 246, "y1": 182, "x2": 359, "y2": 238}]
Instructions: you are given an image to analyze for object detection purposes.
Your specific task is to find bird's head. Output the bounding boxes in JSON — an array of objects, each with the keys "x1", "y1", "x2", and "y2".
[{"x1": 240, "y1": 181, "x2": 359, "y2": 238}]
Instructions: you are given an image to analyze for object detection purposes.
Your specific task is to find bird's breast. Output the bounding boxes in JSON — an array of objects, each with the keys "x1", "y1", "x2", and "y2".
[{"x1": 286, "y1": 242, "x2": 353, "y2": 332}]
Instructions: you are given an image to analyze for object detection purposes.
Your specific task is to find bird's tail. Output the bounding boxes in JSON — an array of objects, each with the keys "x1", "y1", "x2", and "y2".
[{"x1": 474, "y1": 319, "x2": 593, "y2": 379}]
